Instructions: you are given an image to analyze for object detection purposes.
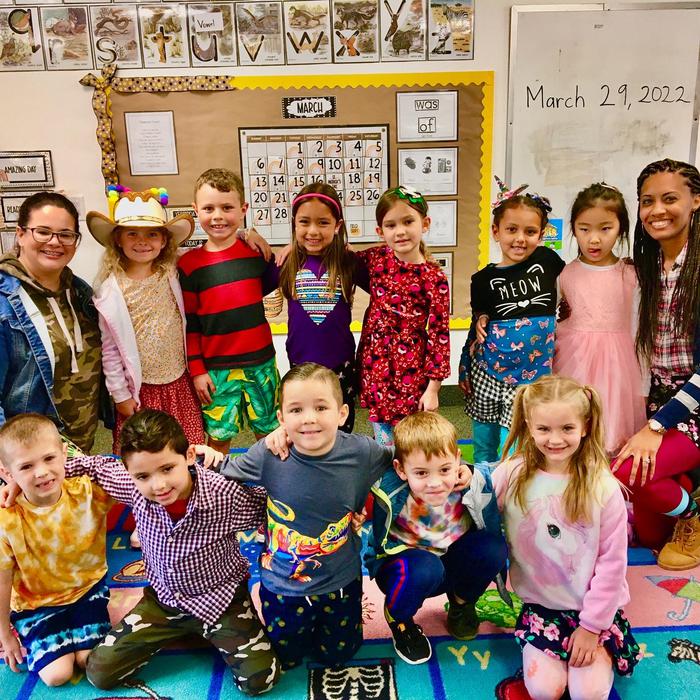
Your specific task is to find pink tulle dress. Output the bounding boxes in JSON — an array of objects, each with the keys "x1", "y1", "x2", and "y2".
[{"x1": 553, "y1": 259, "x2": 646, "y2": 454}]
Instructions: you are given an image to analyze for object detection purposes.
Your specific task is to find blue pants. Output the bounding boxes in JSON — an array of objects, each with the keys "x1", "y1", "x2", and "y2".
[
  {"x1": 472, "y1": 420, "x2": 510, "y2": 463},
  {"x1": 375, "y1": 528, "x2": 508, "y2": 623},
  {"x1": 259, "y1": 577, "x2": 363, "y2": 669}
]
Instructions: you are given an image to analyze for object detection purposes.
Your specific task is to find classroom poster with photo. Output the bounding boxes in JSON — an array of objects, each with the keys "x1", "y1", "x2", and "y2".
[
  {"x1": 235, "y1": 2, "x2": 284, "y2": 65},
  {"x1": 284, "y1": 1, "x2": 332, "y2": 65},
  {"x1": 0, "y1": 7, "x2": 45, "y2": 71},
  {"x1": 89, "y1": 5, "x2": 142, "y2": 69},
  {"x1": 187, "y1": 3, "x2": 237, "y2": 67},
  {"x1": 331, "y1": 0, "x2": 379, "y2": 63},
  {"x1": 380, "y1": 0, "x2": 426, "y2": 61},
  {"x1": 138, "y1": 4, "x2": 188, "y2": 68},
  {"x1": 428, "y1": 0, "x2": 473, "y2": 60},
  {"x1": 398, "y1": 147, "x2": 457, "y2": 195}
]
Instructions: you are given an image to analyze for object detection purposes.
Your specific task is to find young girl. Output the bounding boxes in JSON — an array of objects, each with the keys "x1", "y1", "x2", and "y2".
[
  {"x1": 493, "y1": 376, "x2": 640, "y2": 699},
  {"x1": 554, "y1": 183, "x2": 646, "y2": 454},
  {"x1": 356, "y1": 186, "x2": 451, "y2": 446},
  {"x1": 459, "y1": 178, "x2": 565, "y2": 462},
  {"x1": 612, "y1": 159, "x2": 700, "y2": 570},
  {"x1": 87, "y1": 187, "x2": 204, "y2": 453},
  {"x1": 276, "y1": 182, "x2": 368, "y2": 432}
]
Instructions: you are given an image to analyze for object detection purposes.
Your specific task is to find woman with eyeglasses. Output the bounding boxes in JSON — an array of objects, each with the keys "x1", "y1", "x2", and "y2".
[{"x1": 0, "y1": 192, "x2": 104, "y2": 451}]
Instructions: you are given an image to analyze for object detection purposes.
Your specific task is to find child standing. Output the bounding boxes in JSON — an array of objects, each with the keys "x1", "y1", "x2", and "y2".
[
  {"x1": 357, "y1": 186, "x2": 451, "y2": 446},
  {"x1": 493, "y1": 376, "x2": 640, "y2": 699},
  {"x1": 0, "y1": 414, "x2": 113, "y2": 687},
  {"x1": 554, "y1": 183, "x2": 646, "y2": 455},
  {"x1": 178, "y1": 168, "x2": 280, "y2": 452},
  {"x1": 277, "y1": 183, "x2": 368, "y2": 432},
  {"x1": 459, "y1": 178, "x2": 565, "y2": 462},
  {"x1": 87, "y1": 187, "x2": 204, "y2": 453},
  {"x1": 217, "y1": 363, "x2": 393, "y2": 669},
  {"x1": 366, "y1": 411, "x2": 507, "y2": 665}
]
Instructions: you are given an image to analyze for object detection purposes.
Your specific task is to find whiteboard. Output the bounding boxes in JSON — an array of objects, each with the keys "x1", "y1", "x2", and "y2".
[{"x1": 507, "y1": 4, "x2": 700, "y2": 259}]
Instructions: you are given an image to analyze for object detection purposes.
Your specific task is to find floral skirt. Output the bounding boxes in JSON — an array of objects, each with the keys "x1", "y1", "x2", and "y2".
[
  {"x1": 514, "y1": 602, "x2": 641, "y2": 676},
  {"x1": 648, "y1": 373, "x2": 700, "y2": 449}
]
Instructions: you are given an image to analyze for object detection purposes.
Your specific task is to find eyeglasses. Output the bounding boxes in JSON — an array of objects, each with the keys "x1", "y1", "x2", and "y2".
[{"x1": 23, "y1": 227, "x2": 80, "y2": 246}]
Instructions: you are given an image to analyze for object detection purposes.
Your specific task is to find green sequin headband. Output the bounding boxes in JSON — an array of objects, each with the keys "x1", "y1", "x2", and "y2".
[{"x1": 392, "y1": 185, "x2": 428, "y2": 213}]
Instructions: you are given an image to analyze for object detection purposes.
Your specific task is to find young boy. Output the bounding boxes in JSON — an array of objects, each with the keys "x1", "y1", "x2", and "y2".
[
  {"x1": 365, "y1": 411, "x2": 508, "y2": 665},
  {"x1": 178, "y1": 168, "x2": 279, "y2": 452},
  {"x1": 0, "y1": 414, "x2": 113, "y2": 687},
  {"x1": 217, "y1": 362, "x2": 393, "y2": 669}
]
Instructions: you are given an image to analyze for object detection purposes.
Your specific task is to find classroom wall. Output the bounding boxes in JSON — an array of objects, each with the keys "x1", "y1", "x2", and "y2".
[{"x1": 0, "y1": 0, "x2": 680, "y2": 382}]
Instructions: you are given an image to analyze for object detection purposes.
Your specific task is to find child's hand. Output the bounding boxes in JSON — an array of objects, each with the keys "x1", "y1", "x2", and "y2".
[
  {"x1": 0, "y1": 479, "x2": 21, "y2": 509},
  {"x1": 458, "y1": 377, "x2": 471, "y2": 396},
  {"x1": 194, "y1": 445, "x2": 224, "y2": 469},
  {"x1": 454, "y1": 464, "x2": 472, "y2": 491},
  {"x1": 567, "y1": 626, "x2": 599, "y2": 667},
  {"x1": 418, "y1": 385, "x2": 440, "y2": 412},
  {"x1": 193, "y1": 373, "x2": 215, "y2": 405},
  {"x1": 115, "y1": 398, "x2": 138, "y2": 418},
  {"x1": 475, "y1": 314, "x2": 489, "y2": 344},
  {"x1": 0, "y1": 631, "x2": 25, "y2": 672},
  {"x1": 265, "y1": 425, "x2": 291, "y2": 460},
  {"x1": 275, "y1": 243, "x2": 292, "y2": 267},
  {"x1": 242, "y1": 228, "x2": 273, "y2": 261},
  {"x1": 350, "y1": 509, "x2": 367, "y2": 534}
]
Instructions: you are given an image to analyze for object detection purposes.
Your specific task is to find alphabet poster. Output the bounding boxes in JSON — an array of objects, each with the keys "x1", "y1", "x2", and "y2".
[
  {"x1": 89, "y1": 5, "x2": 142, "y2": 69},
  {"x1": 380, "y1": 0, "x2": 426, "y2": 61},
  {"x1": 331, "y1": 0, "x2": 379, "y2": 64},
  {"x1": 40, "y1": 6, "x2": 93, "y2": 70},
  {"x1": 235, "y1": 2, "x2": 284, "y2": 65},
  {"x1": 187, "y1": 3, "x2": 237, "y2": 67},
  {"x1": 428, "y1": 0, "x2": 473, "y2": 60},
  {"x1": 138, "y1": 3, "x2": 188, "y2": 68},
  {"x1": 0, "y1": 7, "x2": 44, "y2": 71},
  {"x1": 284, "y1": 0, "x2": 332, "y2": 65}
]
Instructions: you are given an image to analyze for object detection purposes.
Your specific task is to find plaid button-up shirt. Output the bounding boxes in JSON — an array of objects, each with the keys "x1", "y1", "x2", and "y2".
[{"x1": 65, "y1": 456, "x2": 265, "y2": 625}]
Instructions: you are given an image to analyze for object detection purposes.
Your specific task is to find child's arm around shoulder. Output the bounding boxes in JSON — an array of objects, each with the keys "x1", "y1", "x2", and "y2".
[
  {"x1": 64, "y1": 454, "x2": 135, "y2": 506},
  {"x1": 362, "y1": 434, "x2": 395, "y2": 483},
  {"x1": 217, "y1": 439, "x2": 267, "y2": 484}
]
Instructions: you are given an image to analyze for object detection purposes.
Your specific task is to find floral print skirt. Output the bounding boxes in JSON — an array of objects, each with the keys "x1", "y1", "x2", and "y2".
[
  {"x1": 514, "y1": 602, "x2": 641, "y2": 676},
  {"x1": 648, "y1": 374, "x2": 700, "y2": 449}
]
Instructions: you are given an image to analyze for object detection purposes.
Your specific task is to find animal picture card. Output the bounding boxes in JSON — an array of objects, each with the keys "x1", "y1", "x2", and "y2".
[
  {"x1": 331, "y1": 0, "x2": 378, "y2": 63},
  {"x1": 380, "y1": 0, "x2": 425, "y2": 61},
  {"x1": 428, "y1": 0, "x2": 473, "y2": 60},
  {"x1": 89, "y1": 5, "x2": 142, "y2": 69},
  {"x1": 138, "y1": 4, "x2": 188, "y2": 68},
  {"x1": 283, "y1": 0, "x2": 331, "y2": 65},
  {"x1": 0, "y1": 7, "x2": 44, "y2": 71},
  {"x1": 235, "y1": 2, "x2": 284, "y2": 65},
  {"x1": 40, "y1": 6, "x2": 93, "y2": 70},
  {"x1": 187, "y1": 4, "x2": 237, "y2": 67}
]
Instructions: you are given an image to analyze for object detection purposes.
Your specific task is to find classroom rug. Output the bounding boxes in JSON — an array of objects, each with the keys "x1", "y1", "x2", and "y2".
[{"x1": 2, "y1": 444, "x2": 699, "y2": 699}]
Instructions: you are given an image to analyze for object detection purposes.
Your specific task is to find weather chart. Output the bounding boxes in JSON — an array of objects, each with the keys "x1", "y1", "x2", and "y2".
[{"x1": 240, "y1": 125, "x2": 389, "y2": 243}]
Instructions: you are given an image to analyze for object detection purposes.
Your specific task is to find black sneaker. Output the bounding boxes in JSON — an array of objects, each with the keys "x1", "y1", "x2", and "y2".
[
  {"x1": 387, "y1": 617, "x2": 432, "y2": 664},
  {"x1": 447, "y1": 599, "x2": 479, "y2": 640}
]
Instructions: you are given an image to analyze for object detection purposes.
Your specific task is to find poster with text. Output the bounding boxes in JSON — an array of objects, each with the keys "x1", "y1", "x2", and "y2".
[
  {"x1": 398, "y1": 147, "x2": 457, "y2": 194},
  {"x1": 428, "y1": 0, "x2": 473, "y2": 60},
  {"x1": 380, "y1": 0, "x2": 425, "y2": 61},
  {"x1": 187, "y1": 3, "x2": 237, "y2": 67},
  {"x1": 40, "y1": 6, "x2": 93, "y2": 70},
  {"x1": 0, "y1": 7, "x2": 44, "y2": 71},
  {"x1": 138, "y1": 4, "x2": 188, "y2": 68},
  {"x1": 284, "y1": 0, "x2": 331, "y2": 65},
  {"x1": 235, "y1": 2, "x2": 284, "y2": 65},
  {"x1": 331, "y1": 0, "x2": 378, "y2": 63},
  {"x1": 89, "y1": 5, "x2": 142, "y2": 69}
]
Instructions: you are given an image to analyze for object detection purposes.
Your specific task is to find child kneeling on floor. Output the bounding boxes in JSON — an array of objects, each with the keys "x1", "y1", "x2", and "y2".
[{"x1": 365, "y1": 411, "x2": 508, "y2": 665}]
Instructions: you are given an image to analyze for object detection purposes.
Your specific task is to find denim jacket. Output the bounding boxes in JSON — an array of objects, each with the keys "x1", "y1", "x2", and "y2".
[{"x1": 0, "y1": 269, "x2": 106, "y2": 426}]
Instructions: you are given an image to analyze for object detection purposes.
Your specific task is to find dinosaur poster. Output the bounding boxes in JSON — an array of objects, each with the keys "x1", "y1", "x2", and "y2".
[
  {"x1": 379, "y1": 0, "x2": 426, "y2": 61},
  {"x1": 89, "y1": 5, "x2": 142, "y2": 70},
  {"x1": 0, "y1": 7, "x2": 44, "y2": 71},
  {"x1": 235, "y1": 2, "x2": 284, "y2": 65},
  {"x1": 138, "y1": 3, "x2": 188, "y2": 68},
  {"x1": 40, "y1": 6, "x2": 93, "y2": 70},
  {"x1": 187, "y1": 3, "x2": 237, "y2": 67},
  {"x1": 331, "y1": 0, "x2": 379, "y2": 64},
  {"x1": 283, "y1": 0, "x2": 332, "y2": 65},
  {"x1": 428, "y1": 0, "x2": 473, "y2": 60}
]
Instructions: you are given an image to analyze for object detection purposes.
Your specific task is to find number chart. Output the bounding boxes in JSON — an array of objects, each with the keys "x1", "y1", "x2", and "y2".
[{"x1": 240, "y1": 126, "x2": 389, "y2": 243}]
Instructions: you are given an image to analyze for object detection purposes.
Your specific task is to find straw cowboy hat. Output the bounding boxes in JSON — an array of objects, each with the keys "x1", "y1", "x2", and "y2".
[{"x1": 87, "y1": 189, "x2": 194, "y2": 246}]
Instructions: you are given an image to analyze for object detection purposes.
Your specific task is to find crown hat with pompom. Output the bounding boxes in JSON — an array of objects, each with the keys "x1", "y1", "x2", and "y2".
[{"x1": 87, "y1": 186, "x2": 194, "y2": 247}]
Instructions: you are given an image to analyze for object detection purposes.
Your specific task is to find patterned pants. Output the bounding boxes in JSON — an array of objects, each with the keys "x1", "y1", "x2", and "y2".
[
  {"x1": 259, "y1": 578, "x2": 363, "y2": 669},
  {"x1": 86, "y1": 585, "x2": 279, "y2": 696}
]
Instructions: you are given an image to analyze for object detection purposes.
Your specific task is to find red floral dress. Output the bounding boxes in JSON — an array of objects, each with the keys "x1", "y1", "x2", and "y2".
[{"x1": 356, "y1": 246, "x2": 451, "y2": 425}]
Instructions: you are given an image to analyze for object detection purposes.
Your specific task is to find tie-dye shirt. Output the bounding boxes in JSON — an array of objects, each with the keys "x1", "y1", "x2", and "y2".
[
  {"x1": 0, "y1": 476, "x2": 111, "y2": 612},
  {"x1": 389, "y1": 491, "x2": 472, "y2": 555}
]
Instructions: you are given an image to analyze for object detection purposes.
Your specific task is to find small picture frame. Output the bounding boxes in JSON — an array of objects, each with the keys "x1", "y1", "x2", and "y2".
[
  {"x1": 0, "y1": 151, "x2": 54, "y2": 190},
  {"x1": 1, "y1": 190, "x2": 36, "y2": 224}
]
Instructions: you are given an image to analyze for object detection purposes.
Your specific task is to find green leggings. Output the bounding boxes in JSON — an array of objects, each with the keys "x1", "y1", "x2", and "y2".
[{"x1": 86, "y1": 585, "x2": 279, "y2": 696}]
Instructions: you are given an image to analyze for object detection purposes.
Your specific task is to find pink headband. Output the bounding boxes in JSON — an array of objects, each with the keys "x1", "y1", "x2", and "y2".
[{"x1": 292, "y1": 192, "x2": 342, "y2": 218}]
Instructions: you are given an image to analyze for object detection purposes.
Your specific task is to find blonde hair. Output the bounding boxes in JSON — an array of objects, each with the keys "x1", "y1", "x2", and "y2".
[
  {"x1": 94, "y1": 225, "x2": 178, "y2": 288},
  {"x1": 394, "y1": 411, "x2": 458, "y2": 464},
  {"x1": 194, "y1": 168, "x2": 245, "y2": 203},
  {"x1": 501, "y1": 375, "x2": 609, "y2": 524},
  {"x1": 0, "y1": 413, "x2": 60, "y2": 465},
  {"x1": 280, "y1": 362, "x2": 343, "y2": 407}
]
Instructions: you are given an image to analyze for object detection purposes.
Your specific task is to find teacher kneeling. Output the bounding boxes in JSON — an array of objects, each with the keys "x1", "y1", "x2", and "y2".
[{"x1": 0, "y1": 192, "x2": 102, "y2": 452}]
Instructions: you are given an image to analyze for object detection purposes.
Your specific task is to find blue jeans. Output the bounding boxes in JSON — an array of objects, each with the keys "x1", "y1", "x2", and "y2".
[{"x1": 472, "y1": 420, "x2": 509, "y2": 463}]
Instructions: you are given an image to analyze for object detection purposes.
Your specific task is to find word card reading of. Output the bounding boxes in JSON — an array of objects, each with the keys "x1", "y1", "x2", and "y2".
[{"x1": 240, "y1": 125, "x2": 389, "y2": 243}]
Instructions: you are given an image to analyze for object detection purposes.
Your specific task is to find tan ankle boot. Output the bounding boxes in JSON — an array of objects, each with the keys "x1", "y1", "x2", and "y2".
[{"x1": 657, "y1": 512, "x2": 700, "y2": 571}]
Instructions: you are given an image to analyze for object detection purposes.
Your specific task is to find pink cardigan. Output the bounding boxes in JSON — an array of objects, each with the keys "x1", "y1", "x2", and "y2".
[{"x1": 93, "y1": 272, "x2": 187, "y2": 406}]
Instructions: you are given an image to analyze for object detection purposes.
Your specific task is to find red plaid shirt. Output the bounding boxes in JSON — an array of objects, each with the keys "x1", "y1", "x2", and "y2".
[
  {"x1": 651, "y1": 244, "x2": 694, "y2": 379},
  {"x1": 65, "y1": 456, "x2": 265, "y2": 624}
]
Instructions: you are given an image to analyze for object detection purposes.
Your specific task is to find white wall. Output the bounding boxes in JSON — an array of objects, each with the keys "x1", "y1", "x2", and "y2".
[{"x1": 0, "y1": 0, "x2": 678, "y2": 382}]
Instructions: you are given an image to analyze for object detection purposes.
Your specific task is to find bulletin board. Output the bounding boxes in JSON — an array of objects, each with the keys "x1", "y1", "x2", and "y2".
[{"x1": 81, "y1": 66, "x2": 494, "y2": 329}]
